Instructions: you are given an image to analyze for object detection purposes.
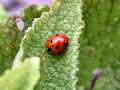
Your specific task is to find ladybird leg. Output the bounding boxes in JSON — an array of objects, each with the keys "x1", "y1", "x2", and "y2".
[{"x1": 47, "y1": 47, "x2": 53, "y2": 55}]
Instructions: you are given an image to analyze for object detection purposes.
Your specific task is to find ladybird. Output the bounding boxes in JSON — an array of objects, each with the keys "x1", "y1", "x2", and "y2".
[{"x1": 47, "y1": 34, "x2": 69, "y2": 55}]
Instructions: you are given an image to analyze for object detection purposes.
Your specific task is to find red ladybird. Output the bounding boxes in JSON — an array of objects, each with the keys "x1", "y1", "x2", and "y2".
[{"x1": 47, "y1": 34, "x2": 69, "y2": 55}]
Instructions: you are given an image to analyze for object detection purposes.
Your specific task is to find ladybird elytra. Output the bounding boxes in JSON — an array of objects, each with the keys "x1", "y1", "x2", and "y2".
[{"x1": 47, "y1": 34, "x2": 69, "y2": 55}]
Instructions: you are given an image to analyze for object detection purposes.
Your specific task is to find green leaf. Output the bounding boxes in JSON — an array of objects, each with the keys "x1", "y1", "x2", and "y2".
[
  {"x1": 16, "y1": 0, "x2": 84, "y2": 89},
  {"x1": 0, "y1": 57, "x2": 40, "y2": 90},
  {"x1": 78, "y1": 0, "x2": 120, "y2": 89}
]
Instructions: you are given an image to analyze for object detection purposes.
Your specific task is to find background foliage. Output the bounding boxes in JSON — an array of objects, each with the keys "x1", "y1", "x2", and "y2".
[{"x1": 79, "y1": 0, "x2": 120, "y2": 90}]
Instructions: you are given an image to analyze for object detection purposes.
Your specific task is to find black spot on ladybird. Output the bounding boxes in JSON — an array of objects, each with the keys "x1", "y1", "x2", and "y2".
[
  {"x1": 56, "y1": 34, "x2": 58, "y2": 36},
  {"x1": 55, "y1": 46, "x2": 60, "y2": 49},
  {"x1": 51, "y1": 40, "x2": 53, "y2": 43},
  {"x1": 64, "y1": 43, "x2": 67, "y2": 47}
]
